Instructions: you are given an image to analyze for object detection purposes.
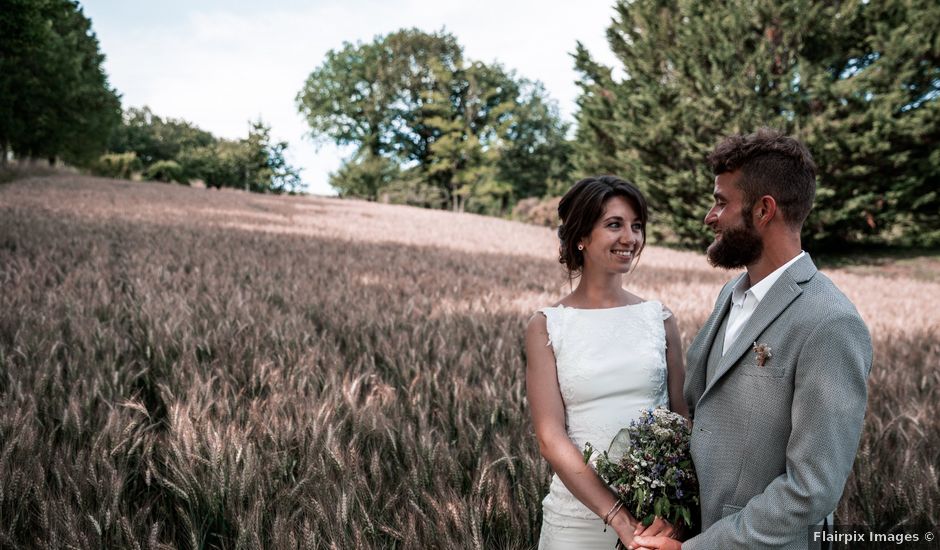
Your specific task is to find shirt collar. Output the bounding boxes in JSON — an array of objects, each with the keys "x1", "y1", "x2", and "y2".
[{"x1": 731, "y1": 251, "x2": 806, "y2": 306}]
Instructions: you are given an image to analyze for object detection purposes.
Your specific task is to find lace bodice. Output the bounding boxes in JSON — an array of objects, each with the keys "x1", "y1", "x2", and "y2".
[{"x1": 538, "y1": 300, "x2": 670, "y2": 524}]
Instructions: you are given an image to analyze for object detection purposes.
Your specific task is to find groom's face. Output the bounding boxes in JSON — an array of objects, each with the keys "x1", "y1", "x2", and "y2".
[{"x1": 704, "y1": 171, "x2": 764, "y2": 269}]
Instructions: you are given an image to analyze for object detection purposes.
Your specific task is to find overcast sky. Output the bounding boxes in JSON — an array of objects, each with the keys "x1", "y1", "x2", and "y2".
[{"x1": 79, "y1": 0, "x2": 621, "y2": 195}]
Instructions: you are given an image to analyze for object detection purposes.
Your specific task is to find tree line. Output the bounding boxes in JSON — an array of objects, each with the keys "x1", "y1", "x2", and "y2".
[
  {"x1": 1, "y1": 0, "x2": 301, "y2": 193},
  {"x1": 298, "y1": 4, "x2": 937, "y2": 249},
  {"x1": 3, "y1": 0, "x2": 937, "y2": 247},
  {"x1": 101, "y1": 107, "x2": 301, "y2": 193}
]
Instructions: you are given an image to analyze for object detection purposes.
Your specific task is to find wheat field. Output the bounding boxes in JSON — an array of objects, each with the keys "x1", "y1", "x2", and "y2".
[{"x1": 0, "y1": 175, "x2": 937, "y2": 548}]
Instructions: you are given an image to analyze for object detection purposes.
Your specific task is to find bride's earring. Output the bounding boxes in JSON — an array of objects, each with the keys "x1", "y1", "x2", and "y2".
[{"x1": 577, "y1": 243, "x2": 584, "y2": 251}]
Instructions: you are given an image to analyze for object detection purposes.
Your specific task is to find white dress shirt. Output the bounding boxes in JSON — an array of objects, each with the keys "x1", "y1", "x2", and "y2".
[{"x1": 722, "y1": 251, "x2": 806, "y2": 355}]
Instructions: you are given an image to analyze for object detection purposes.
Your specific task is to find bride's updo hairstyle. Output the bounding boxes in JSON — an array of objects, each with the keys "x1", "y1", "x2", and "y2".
[{"x1": 557, "y1": 175, "x2": 649, "y2": 279}]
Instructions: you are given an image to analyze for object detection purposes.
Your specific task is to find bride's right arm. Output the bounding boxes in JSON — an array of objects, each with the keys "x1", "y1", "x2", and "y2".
[{"x1": 525, "y1": 313, "x2": 638, "y2": 541}]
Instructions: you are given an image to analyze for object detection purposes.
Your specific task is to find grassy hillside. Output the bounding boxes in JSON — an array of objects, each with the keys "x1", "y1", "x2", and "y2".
[{"x1": 1, "y1": 175, "x2": 937, "y2": 548}]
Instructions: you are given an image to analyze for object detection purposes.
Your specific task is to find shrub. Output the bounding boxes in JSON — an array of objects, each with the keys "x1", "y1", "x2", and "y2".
[
  {"x1": 513, "y1": 196, "x2": 560, "y2": 227},
  {"x1": 143, "y1": 159, "x2": 185, "y2": 183},
  {"x1": 91, "y1": 152, "x2": 141, "y2": 179},
  {"x1": 379, "y1": 176, "x2": 448, "y2": 209}
]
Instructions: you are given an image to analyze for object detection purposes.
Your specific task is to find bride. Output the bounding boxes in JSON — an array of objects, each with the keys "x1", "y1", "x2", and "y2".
[{"x1": 526, "y1": 176, "x2": 689, "y2": 549}]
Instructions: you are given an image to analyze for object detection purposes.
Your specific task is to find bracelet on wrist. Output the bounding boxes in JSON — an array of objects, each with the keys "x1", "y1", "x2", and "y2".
[{"x1": 602, "y1": 500, "x2": 624, "y2": 532}]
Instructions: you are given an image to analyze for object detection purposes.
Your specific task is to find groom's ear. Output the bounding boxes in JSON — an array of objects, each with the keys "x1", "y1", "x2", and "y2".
[{"x1": 753, "y1": 195, "x2": 777, "y2": 227}]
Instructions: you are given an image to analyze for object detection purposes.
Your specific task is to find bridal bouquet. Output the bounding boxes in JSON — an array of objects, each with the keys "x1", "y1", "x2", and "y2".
[{"x1": 584, "y1": 407, "x2": 699, "y2": 532}]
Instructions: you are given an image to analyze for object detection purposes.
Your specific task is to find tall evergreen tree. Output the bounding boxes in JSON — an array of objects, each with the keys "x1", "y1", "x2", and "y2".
[
  {"x1": 574, "y1": 0, "x2": 939, "y2": 248},
  {"x1": 799, "y1": 0, "x2": 940, "y2": 247},
  {"x1": 0, "y1": 0, "x2": 120, "y2": 165},
  {"x1": 0, "y1": 0, "x2": 48, "y2": 164},
  {"x1": 570, "y1": 42, "x2": 622, "y2": 177}
]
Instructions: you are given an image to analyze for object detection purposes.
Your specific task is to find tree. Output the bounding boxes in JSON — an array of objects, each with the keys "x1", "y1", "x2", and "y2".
[
  {"x1": 0, "y1": 0, "x2": 43, "y2": 163},
  {"x1": 242, "y1": 121, "x2": 302, "y2": 193},
  {"x1": 495, "y1": 80, "x2": 573, "y2": 202},
  {"x1": 799, "y1": 1, "x2": 940, "y2": 247},
  {"x1": 575, "y1": 0, "x2": 939, "y2": 248},
  {"x1": 420, "y1": 60, "x2": 510, "y2": 212},
  {"x1": 328, "y1": 150, "x2": 400, "y2": 200},
  {"x1": 178, "y1": 142, "x2": 244, "y2": 189},
  {"x1": 570, "y1": 42, "x2": 622, "y2": 178},
  {"x1": 108, "y1": 106, "x2": 216, "y2": 168},
  {"x1": 297, "y1": 28, "x2": 571, "y2": 213},
  {"x1": 0, "y1": 0, "x2": 120, "y2": 165}
]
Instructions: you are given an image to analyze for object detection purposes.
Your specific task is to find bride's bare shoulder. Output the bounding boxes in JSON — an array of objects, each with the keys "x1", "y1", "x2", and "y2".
[{"x1": 619, "y1": 290, "x2": 647, "y2": 307}]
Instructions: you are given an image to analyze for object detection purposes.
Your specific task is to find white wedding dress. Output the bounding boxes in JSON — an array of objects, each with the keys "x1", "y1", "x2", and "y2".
[{"x1": 537, "y1": 300, "x2": 671, "y2": 549}]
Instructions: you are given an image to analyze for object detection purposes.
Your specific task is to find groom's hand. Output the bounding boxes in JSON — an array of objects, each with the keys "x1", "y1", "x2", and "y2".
[{"x1": 629, "y1": 534, "x2": 681, "y2": 550}]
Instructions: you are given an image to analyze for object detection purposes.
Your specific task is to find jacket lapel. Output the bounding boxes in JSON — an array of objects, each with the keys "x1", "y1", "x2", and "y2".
[
  {"x1": 686, "y1": 277, "x2": 738, "y2": 401},
  {"x1": 696, "y1": 279, "x2": 738, "y2": 370},
  {"x1": 699, "y1": 254, "x2": 817, "y2": 401}
]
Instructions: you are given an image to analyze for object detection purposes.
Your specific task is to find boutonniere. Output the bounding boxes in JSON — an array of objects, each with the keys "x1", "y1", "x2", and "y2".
[{"x1": 752, "y1": 342, "x2": 773, "y2": 366}]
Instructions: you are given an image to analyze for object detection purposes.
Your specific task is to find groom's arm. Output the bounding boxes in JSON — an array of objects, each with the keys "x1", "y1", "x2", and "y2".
[{"x1": 681, "y1": 311, "x2": 872, "y2": 550}]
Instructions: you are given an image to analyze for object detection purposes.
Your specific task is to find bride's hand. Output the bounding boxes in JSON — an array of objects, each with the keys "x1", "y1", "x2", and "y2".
[
  {"x1": 609, "y1": 508, "x2": 639, "y2": 547},
  {"x1": 634, "y1": 516, "x2": 676, "y2": 539}
]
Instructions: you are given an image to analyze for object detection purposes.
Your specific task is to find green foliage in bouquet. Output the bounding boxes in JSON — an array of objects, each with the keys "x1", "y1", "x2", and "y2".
[{"x1": 584, "y1": 407, "x2": 699, "y2": 531}]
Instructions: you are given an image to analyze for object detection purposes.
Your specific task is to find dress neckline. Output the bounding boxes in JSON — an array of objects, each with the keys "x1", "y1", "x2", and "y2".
[{"x1": 552, "y1": 300, "x2": 655, "y2": 312}]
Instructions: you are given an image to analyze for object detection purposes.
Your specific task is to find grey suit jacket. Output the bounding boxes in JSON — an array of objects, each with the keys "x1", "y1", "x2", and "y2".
[{"x1": 682, "y1": 254, "x2": 872, "y2": 550}]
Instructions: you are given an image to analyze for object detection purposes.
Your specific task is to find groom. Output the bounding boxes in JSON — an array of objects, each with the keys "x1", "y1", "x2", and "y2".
[{"x1": 633, "y1": 129, "x2": 872, "y2": 550}]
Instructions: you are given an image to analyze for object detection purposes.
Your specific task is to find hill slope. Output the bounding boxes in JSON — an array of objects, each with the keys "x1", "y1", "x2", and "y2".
[{"x1": 3, "y1": 174, "x2": 935, "y2": 331}]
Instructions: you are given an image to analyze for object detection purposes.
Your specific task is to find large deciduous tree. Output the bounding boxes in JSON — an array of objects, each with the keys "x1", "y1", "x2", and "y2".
[
  {"x1": 297, "y1": 28, "x2": 570, "y2": 214},
  {"x1": 574, "y1": 0, "x2": 939, "y2": 249}
]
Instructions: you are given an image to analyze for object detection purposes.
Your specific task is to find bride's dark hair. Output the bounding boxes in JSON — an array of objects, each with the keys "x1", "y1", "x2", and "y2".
[{"x1": 556, "y1": 175, "x2": 649, "y2": 279}]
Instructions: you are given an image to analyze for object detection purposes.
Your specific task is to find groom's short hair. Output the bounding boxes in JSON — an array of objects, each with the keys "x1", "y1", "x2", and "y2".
[{"x1": 708, "y1": 128, "x2": 817, "y2": 229}]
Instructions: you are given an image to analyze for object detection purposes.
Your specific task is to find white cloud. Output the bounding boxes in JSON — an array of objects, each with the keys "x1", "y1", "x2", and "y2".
[{"x1": 83, "y1": 0, "x2": 621, "y2": 195}]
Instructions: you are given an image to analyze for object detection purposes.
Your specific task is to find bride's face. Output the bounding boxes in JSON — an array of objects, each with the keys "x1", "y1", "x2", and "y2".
[{"x1": 579, "y1": 195, "x2": 643, "y2": 274}]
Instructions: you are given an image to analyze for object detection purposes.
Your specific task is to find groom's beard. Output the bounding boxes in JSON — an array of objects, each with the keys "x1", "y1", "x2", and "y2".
[{"x1": 706, "y1": 215, "x2": 764, "y2": 269}]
